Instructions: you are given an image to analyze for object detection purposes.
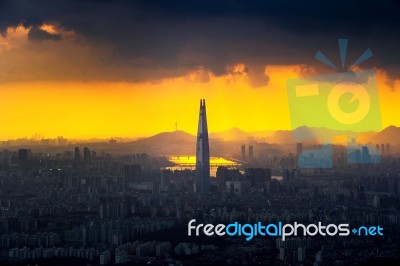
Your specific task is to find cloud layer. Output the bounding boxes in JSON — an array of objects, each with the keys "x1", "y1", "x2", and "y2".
[{"x1": 0, "y1": 0, "x2": 399, "y2": 85}]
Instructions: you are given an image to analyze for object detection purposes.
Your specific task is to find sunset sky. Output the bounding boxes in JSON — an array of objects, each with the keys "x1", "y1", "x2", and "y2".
[{"x1": 0, "y1": 1, "x2": 399, "y2": 139}]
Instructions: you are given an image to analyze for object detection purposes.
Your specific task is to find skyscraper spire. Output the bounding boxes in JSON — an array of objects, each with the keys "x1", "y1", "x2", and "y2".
[{"x1": 195, "y1": 99, "x2": 210, "y2": 194}]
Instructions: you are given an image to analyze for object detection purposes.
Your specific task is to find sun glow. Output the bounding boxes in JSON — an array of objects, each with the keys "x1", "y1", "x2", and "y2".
[
  {"x1": 169, "y1": 156, "x2": 238, "y2": 166},
  {"x1": 0, "y1": 25, "x2": 399, "y2": 140},
  {"x1": 0, "y1": 65, "x2": 398, "y2": 140}
]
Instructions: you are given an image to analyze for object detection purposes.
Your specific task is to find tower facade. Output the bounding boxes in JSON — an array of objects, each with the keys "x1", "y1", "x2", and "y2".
[
  {"x1": 248, "y1": 145, "x2": 254, "y2": 162},
  {"x1": 241, "y1": 145, "x2": 246, "y2": 161},
  {"x1": 195, "y1": 99, "x2": 210, "y2": 194}
]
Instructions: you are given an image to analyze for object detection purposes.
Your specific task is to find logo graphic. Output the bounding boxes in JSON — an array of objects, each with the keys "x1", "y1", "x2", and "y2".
[
  {"x1": 327, "y1": 82, "x2": 370, "y2": 125},
  {"x1": 188, "y1": 220, "x2": 383, "y2": 241},
  {"x1": 287, "y1": 39, "x2": 382, "y2": 168}
]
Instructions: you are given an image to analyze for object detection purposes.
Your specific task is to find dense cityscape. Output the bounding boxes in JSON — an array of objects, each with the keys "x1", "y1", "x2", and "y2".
[
  {"x1": 0, "y1": 102, "x2": 399, "y2": 266},
  {"x1": 1, "y1": 1, "x2": 400, "y2": 265}
]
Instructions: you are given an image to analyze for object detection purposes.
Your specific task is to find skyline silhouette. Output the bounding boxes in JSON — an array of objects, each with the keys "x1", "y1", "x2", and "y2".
[{"x1": 1, "y1": 1, "x2": 400, "y2": 266}]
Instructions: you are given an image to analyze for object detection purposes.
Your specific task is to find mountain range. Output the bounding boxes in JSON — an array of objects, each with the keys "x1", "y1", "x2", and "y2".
[
  {"x1": 115, "y1": 125, "x2": 399, "y2": 155},
  {"x1": 209, "y1": 125, "x2": 400, "y2": 145},
  {"x1": 15, "y1": 126, "x2": 399, "y2": 156}
]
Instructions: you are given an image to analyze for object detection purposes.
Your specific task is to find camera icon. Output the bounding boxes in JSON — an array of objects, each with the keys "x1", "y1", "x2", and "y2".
[{"x1": 287, "y1": 41, "x2": 382, "y2": 168}]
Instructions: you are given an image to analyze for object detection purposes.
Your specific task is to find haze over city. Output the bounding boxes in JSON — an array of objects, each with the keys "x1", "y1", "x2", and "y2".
[{"x1": 1, "y1": 1, "x2": 400, "y2": 266}]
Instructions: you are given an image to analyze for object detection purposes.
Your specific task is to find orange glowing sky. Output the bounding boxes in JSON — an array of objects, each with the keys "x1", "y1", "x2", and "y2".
[{"x1": 0, "y1": 25, "x2": 399, "y2": 139}]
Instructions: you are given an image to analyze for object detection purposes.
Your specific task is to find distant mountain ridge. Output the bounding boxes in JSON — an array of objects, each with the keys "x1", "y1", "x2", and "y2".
[
  {"x1": 368, "y1": 125, "x2": 400, "y2": 145},
  {"x1": 209, "y1": 127, "x2": 258, "y2": 141},
  {"x1": 114, "y1": 125, "x2": 400, "y2": 155},
  {"x1": 135, "y1": 130, "x2": 195, "y2": 144},
  {"x1": 207, "y1": 125, "x2": 399, "y2": 144},
  {"x1": 46, "y1": 125, "x2": 397, "y2": 157},
  {"x1": 7, "y1": 126, "x2": 397, "y2": 156}
]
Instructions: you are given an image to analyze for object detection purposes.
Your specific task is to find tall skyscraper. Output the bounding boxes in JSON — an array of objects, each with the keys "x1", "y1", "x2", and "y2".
[
  {"x1": 83, "y1": 147, "x2": 91, "y2": 162},
  {"x1": 74, "y1": 147, "x2": 81, "y2": 161},
  {"x1": 195, "y1": 99, "x2": 210, "y2": 194},
  {"x1": 248, "y1": 145, "x2": 254, "y2": 162},
  {"x1": 296, "y1": 143, "x2": 303, "y2": 158},
  {"x1": 160, "y1": 169, "x2": 172, "y2": 191}
]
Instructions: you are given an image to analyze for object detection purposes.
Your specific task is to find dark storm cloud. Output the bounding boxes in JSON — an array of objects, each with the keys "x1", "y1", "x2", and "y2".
[{"x1": 0, "y1": 0, "x2": 399, "y2": 83}]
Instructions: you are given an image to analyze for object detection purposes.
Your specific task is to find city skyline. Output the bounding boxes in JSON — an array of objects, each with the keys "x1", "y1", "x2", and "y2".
[{"x1": 0, "y1": 2, "x2": 399, "y2": 265}]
